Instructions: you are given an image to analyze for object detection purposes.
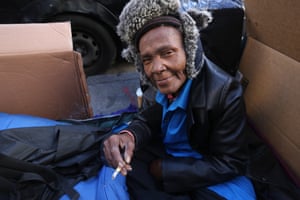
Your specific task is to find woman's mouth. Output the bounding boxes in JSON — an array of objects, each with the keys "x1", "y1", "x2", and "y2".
[{"x1": 155, "y1": 76, "x2": 172, "y2": 87}]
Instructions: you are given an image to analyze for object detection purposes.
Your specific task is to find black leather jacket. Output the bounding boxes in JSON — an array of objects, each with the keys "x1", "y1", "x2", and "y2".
[{"x1": 126, "y1": 58, "x2": 248, "y2": 193}]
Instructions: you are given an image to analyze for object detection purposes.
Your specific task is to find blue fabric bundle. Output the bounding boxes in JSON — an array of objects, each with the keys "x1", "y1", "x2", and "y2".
[{"x1": 0, "y1": 112, "x2": 69, "y2": 130}]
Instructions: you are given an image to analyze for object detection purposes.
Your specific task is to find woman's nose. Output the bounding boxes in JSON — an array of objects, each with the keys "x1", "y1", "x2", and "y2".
[{"x1": 151, "y1": 57, "x2": 165, "y2": 73}]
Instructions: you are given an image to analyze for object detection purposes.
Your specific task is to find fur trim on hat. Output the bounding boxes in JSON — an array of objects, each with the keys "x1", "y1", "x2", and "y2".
[{"x1": 117, "y1": 0, "x2": 212, "y2": 86}]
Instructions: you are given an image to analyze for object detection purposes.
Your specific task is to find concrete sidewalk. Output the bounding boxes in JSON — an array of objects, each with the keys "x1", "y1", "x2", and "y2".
[{"x1": 86, "y1": 62, "x2": 140, "y2": 116}]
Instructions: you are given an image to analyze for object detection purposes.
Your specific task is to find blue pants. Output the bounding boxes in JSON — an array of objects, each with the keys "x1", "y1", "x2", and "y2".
[
  {"x1": 60, "y1": 166, "x2": 130, "y2": 200},
  {"x1": 97, "y1": 166, "x2": 256, "y2": 200}
]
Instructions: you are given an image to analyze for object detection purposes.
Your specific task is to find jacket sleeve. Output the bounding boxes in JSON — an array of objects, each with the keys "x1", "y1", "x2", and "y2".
[
  {"x1": 162, "y1": 78, "x2": 249, "y2": 193},
  {"x1": 125, "y1": 103, "x2": 163, "y2": 149}
]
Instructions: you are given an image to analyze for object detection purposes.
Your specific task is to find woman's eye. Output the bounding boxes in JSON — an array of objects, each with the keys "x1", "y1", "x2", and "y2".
[
  {"x1": 142, "y1": 58, "x2": 151, "y2": 65},
  {"x1": 162, "y1": 50, "x2": 173, "y2": 57}
]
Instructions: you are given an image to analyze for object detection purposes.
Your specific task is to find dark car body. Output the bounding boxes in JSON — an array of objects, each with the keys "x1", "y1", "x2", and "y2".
[
  {"x1": 0, "y1": 0, "x2": 245, "y2": 77},
  {"x1": 0, "y1": 0, "x2": 129, "y2": 76}
]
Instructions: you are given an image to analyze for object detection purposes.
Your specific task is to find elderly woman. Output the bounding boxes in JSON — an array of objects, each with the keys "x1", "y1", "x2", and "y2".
[{"x1": 99, "y1": 0, "x2": 256, "y2": 199}]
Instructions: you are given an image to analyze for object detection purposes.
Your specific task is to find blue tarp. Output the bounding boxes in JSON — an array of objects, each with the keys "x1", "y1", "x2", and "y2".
[{"x1": 0, "y1": 112, "x2": 68, "y2": 131}]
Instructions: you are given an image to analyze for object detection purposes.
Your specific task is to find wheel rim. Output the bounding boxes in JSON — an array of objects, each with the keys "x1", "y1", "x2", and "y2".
[{"x1": 72, "y1": 31, "x2": 100, "y2": 69}]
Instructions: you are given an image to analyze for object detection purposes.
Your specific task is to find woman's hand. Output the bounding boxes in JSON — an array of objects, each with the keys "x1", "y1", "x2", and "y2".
[{"x1": 102, "y1": 132, "x2": 135, "y2": 176}]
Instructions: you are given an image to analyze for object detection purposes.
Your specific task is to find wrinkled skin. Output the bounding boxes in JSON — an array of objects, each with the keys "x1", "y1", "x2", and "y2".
[
  {"x1": 140, "y1": 26, "x2": 187, "y2": 96},
  {"x1": 102, "y1": 26, "x2": 187, "y2": 176}
]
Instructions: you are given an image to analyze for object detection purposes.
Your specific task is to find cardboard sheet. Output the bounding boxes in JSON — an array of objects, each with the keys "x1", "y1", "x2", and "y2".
[
  {"x1": 245, "y1": 0, "x2": 300, "y2": 62},
  {"x1": 0, "y1": 51, "x2": 92, "y2": 119},
  {"x1": 239, "y1": 37, "x2": 300, "y2": 183},
  {"x1": 0, "y1": 22, "x2": 73, "y2": 55},
  {"x1": 0, "y1": 22, "x2": 93, "y2": 120}
]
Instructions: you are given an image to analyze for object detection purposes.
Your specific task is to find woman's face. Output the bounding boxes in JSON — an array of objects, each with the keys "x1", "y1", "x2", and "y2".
[{"x1": 139, "y1": 26, "x2": 187, "y2": 95}]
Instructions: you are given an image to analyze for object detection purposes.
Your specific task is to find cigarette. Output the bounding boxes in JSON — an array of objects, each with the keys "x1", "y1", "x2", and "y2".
[{"x1": 112, "y1": 166, "x2": 122, "y2": 180}]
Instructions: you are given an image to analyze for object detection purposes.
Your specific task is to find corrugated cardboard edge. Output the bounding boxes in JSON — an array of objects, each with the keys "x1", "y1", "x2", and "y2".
[
  {"x1": 73, "y1": 51, "x2": 94, "y2": 118},
  {"x1": 239, "y1": 37, "x2": 300, "y2": 185}
]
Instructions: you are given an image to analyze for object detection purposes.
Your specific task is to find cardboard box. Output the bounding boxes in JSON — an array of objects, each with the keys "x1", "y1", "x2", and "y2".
[
  {"x1": 240, "y1": 0, "x2": 300, "y2": 185},
  {"x1": 0, "y1": 22, "x2": 93, "y2": 120}
]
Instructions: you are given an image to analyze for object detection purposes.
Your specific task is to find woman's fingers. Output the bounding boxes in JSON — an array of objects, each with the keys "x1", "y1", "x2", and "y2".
[{"x1": 103, "y1": 133, "x2": 135, "y2": 169}]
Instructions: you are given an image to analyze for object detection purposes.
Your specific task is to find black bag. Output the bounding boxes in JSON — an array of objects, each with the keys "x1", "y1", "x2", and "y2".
[
  {"x1": 0, "y1": 153, "x2": 79, "y2": 200},
  {"x1": 0, "y1": 112, "x2": 135, "y2": 200},
  {"x1": 245, "y1": 124, "x2": 300, "y2": 200},
  {"x1": 200, "y1": 8, "x2": 245, "y2": 76}
]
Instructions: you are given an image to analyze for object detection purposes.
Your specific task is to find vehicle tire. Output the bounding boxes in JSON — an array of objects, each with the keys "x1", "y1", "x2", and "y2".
[{"x1": 51, "y1": 14, "x2": 117, "y2": 76}]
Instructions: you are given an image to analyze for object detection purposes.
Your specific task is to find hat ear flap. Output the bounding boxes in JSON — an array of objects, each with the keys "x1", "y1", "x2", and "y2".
[
  {"x1": 187, "y1": 9, "x2": 213, "y2": 30},
  {"x1": 121, "y1": 46, "x2": 137, "y2": 63}
]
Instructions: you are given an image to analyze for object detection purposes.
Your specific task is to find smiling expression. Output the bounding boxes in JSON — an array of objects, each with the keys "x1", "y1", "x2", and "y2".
[{"x1": 139, "y1": 26, "x2": 187, "y2": 95}]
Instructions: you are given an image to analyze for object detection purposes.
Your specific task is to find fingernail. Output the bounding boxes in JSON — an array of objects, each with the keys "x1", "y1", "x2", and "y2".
[{"x1": 125, "y1": 156, "x2": 131, "y2": 164}]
